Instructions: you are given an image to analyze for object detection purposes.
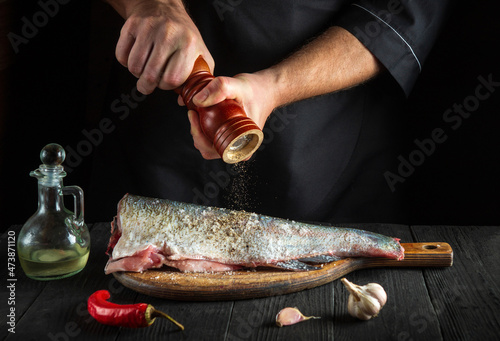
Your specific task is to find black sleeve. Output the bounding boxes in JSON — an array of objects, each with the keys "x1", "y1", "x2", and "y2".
[{"x1": 334, "y1": 0, "x2": 451, "y2": 96}]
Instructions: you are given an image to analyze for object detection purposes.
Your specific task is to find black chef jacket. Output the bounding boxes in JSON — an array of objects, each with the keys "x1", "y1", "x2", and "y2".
[{"x1": 87, "y1": 0, "x2": 450, "y2": 224}]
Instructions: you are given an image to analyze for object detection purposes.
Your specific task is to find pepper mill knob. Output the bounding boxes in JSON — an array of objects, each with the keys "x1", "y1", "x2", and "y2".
[
  {"x1": 40, "y1": 143, "x2": 66, "y2": 166},
  {"x1": 176, "y1": 57, "x2": 264, "y2": 164}
]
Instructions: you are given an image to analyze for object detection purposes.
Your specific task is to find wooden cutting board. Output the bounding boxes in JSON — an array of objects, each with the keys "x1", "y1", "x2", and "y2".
[{"x1": 112, "y1": 242, "x2": 452, "y2": 301}]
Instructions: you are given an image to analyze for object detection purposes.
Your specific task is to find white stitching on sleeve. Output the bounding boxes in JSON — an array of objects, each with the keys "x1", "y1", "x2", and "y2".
[{"x1": 352, "y1": 3, "x2": 422, "y2": 72}]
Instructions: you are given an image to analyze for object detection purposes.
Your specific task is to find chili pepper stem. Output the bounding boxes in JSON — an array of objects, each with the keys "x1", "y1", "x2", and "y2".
[{"x1": 148, "y1": 306, "x2": 185, "y2": 331}]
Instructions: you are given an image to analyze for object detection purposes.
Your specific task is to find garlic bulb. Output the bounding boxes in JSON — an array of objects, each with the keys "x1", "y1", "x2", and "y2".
[
  {"x1": 341, "y1": 278, "x2": 387, "y2": 320},
  {"x1": 275, "y1": 307, "x2": 320, "y2": 327}
]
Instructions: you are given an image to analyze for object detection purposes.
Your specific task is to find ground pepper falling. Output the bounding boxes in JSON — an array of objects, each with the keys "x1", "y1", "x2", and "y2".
[{"x1": 224, "y1": 160, "x2": 258, "y2": 212}]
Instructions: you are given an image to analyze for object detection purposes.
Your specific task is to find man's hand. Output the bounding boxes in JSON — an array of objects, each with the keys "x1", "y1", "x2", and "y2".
[
  {"x1": 109, "y1": 0, "x2": 214, "y2": 94},
  {"x1": 186, "y1": 72, "x2": 277, "y2": 160},
  {"x1": 184, "y1": 26, "x2": 381, "y2": 161}
]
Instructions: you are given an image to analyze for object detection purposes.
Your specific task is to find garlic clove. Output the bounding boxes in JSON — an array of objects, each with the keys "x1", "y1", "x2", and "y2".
[
  {"x1": 275, "y1": 307, "x2": 320, "y2": 327},
  {"x1": 341, "y1": 278, "x2": 387, "y2": 320},
  {"x1": 348, "y1": 292, "x2": 381, "y2": 319},
  {"x1": 365, "y1": 283, "x2": 387, "y2": 307},
  {"x1": 348, "y1": 296, "x2": 374, "y2": 320}
]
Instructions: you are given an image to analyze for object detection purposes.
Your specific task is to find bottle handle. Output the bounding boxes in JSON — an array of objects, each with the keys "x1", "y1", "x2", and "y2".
[{"x1": 62, "y1": 185, "x2": 85, "y2": 225}]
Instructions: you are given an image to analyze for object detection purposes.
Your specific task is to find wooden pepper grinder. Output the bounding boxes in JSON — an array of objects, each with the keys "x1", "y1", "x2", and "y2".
[{"x1": 175, "y1": 56, "x2": 263, "y2": 164}]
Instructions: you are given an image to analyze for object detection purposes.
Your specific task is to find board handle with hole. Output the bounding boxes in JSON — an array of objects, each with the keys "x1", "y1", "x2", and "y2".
[{"x1": 358, "y1": 242, "x2": 453, "y2": 269}]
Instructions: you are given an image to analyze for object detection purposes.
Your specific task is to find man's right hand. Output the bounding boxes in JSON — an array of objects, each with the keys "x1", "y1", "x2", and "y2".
[{"x1": 108, "y1": 0, "x2": 214, "y2": 95}]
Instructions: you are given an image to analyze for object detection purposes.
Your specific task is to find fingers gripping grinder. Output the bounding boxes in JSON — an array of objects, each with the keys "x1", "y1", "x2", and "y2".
[{"x1": 175, "y1": 57, "x2": 264, "y2": 163}]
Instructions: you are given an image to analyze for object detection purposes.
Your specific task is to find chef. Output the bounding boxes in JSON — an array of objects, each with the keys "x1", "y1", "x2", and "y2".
[{"x1": 87, "y1": 0, "x2": 450, "y2": 223}]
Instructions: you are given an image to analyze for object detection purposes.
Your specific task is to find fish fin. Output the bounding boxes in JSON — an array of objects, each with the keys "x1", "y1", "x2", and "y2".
[
  {"x1": 298, "y1": 255, "x2": 342, "y2": 264},
  {"x1": 269, "y1": 260, "x2": 322, "y2": 271}
]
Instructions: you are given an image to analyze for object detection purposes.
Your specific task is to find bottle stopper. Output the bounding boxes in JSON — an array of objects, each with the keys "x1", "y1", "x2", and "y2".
[
  {"x1": 32, "y1": 143, "x2": 67, "y2": 181},
  {"x1": 40, "y1": 143, "x2": 66, "y2": 166}
]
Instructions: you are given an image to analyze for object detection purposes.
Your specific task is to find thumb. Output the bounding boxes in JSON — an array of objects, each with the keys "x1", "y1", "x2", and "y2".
[{"x1": 192, "y1": 77, "x2": 234, "y2": 107}]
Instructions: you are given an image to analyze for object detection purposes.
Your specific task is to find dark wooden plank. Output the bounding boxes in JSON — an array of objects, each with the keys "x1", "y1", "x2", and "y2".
[
  {"x1": 1, "y1": 226, "x2": 47, "y2": 340},
  {"x1": 333, "y1": 224, "x2": 443, "y2": 341},
  {"x1": 112, "y1": 294, "x2": 233, "y2": 341},
  {"x1": 462, "y1": 226, "x2": 500, "y2": 284},
  {"x1": 225, "y1": 282, "x2": 334, "y2": 341},
  {"x1": 411, "y1": 225, "x2": 500, "y2": 341}
]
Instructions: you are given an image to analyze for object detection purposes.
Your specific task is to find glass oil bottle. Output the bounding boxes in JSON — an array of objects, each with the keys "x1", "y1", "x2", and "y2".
[{"x1": 17, "y1": 143, "x2": 90, "y2": 280}]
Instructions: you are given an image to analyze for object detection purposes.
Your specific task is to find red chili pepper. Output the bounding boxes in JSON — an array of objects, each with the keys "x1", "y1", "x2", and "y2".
[{"x1": 87, "y1": 290, "x2": 184, "y2": 330}]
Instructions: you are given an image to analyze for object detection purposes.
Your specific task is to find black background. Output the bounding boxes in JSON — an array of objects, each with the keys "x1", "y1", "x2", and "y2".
[{"x1": 1, "y1": 1, "x2": 499, "y2": 231}]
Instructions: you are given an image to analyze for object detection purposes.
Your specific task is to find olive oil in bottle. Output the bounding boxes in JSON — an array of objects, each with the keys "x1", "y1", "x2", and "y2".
[{"x1": 18, "y1": 247, "x2": 90, "y2": 280}]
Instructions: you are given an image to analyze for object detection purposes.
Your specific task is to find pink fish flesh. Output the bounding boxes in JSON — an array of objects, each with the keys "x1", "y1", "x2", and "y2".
[{"x1": 105, "y1": 194, "x2": 404, "y2": 274}]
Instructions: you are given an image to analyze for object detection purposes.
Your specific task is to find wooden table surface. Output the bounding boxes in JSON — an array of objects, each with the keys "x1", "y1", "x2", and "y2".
[{"x1": 2, "y1": 223, "x2": 499, "y2": 341}]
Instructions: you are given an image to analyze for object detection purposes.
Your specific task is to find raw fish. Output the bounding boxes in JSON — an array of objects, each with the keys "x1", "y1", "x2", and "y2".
[{"x1": 105, "y1": 194, "x2": 404, "y2": 274}]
